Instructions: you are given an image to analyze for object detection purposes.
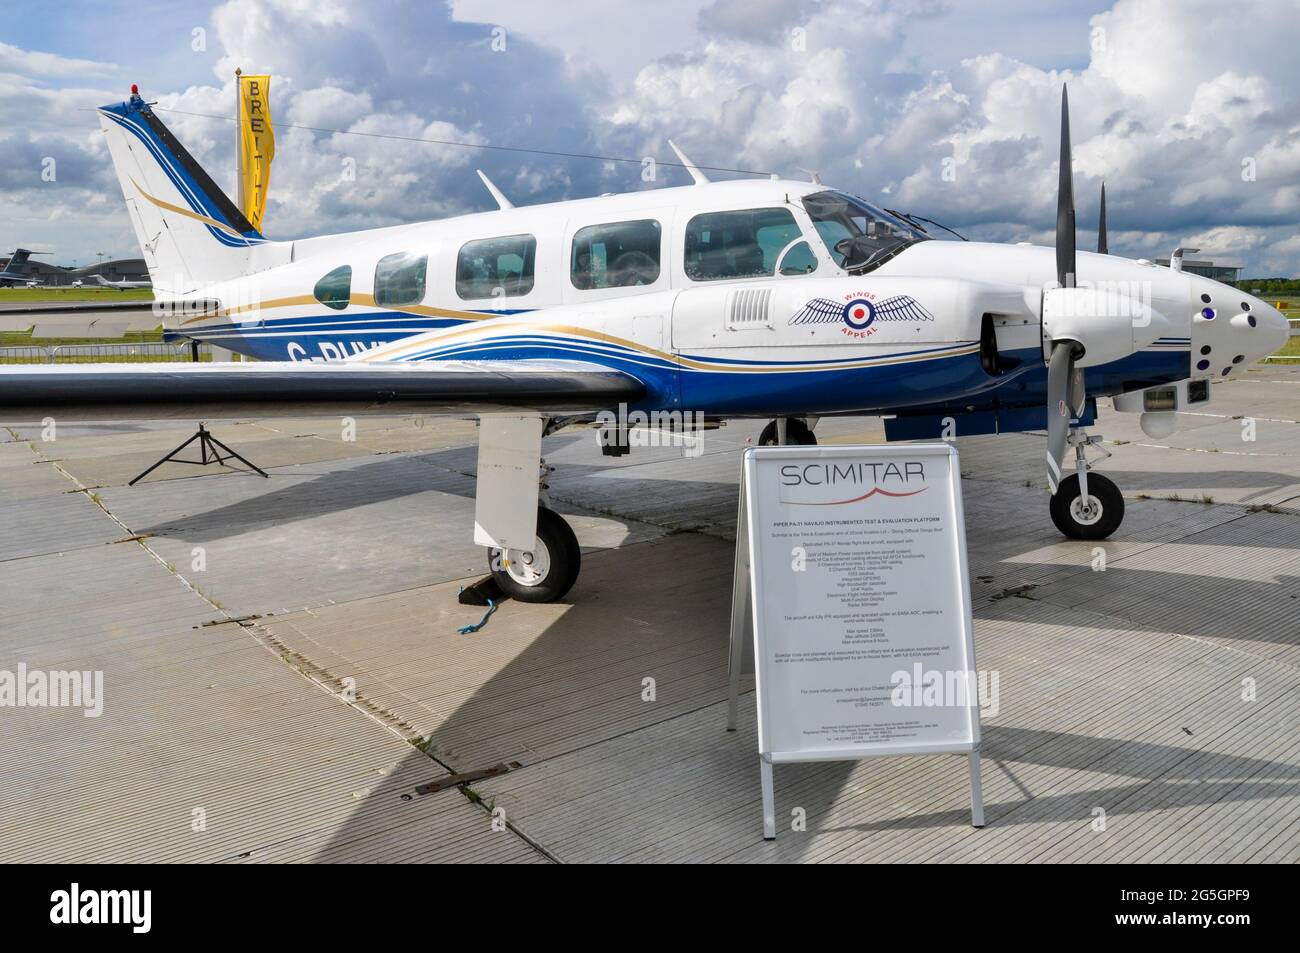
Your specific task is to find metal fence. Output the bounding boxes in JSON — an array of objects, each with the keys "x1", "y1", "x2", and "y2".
[{"x1": 0, "y1": 342, "x2": 212, "y2": 364}]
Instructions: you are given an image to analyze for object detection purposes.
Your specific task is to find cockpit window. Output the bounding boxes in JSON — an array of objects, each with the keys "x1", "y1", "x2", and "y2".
[{"x1": 802, "y1": 190, "x2": 927, "y2": 274}]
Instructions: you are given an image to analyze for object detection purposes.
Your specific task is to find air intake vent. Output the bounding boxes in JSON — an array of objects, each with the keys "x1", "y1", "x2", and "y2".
[{"x1": 726, "y1": 288, "x2": 773, "y2": 330}]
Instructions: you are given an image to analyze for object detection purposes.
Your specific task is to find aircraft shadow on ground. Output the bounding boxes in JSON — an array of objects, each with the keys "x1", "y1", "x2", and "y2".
[
  {"x1": 119, "y1": 433, "x2": 1297, "y2": 860},
  {"x1": 976, "y1": 571, "x2": 1300, "y2": 650},
  {"x1": 132, "y1": 435, "x2": 1299, "y2": 547},
  {"x1": 1102, "y1": 467, "x2": 1300, "y2": 497},
  {"x1": 299, "y1": 543, "x2": 1298, "y2": 862}
]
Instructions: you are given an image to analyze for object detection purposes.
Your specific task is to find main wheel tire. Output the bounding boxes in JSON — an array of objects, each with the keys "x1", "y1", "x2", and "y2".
[
  {"x1": 758, "y1": 418, "x2": 817, "y2": 446},
  {"x1": 1049, "y1": 473, "x2": 1124, "y2": 540},
  {"x1": 487, "y1": 507, "x2": 581, "y2": 603}
]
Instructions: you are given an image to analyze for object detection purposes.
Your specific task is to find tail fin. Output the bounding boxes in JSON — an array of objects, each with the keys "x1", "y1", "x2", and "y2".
[
  {"x1": 7, "y1": 249, "x2": 33, "y2": 273},
  {"x1": 97, "y1": 89, "x2": 277, "y2": 294}
]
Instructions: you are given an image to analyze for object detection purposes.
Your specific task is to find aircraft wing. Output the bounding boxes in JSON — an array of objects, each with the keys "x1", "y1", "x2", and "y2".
[
  {"x1": 0, "y1": 359, "x2": 645, "y2": 422},
  {"x1": 0, "y1": 299, "x2": 159, "y2": 337}
]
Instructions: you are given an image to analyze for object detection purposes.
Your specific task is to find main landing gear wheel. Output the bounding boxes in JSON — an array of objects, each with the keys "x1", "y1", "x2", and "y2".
[
  {"x1": 1049, "y1": 473, "x2": 1124, "y2": 540},
  {"x1": 758, "y1": 418, "x2": 817, "y2": 446},
  {"x1": 487, "y1": 507, "x2": 581, "y2": 603}
]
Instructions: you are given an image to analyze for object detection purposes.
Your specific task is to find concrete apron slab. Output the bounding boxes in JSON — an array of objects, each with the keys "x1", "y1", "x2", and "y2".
[{"x1": 2, "y1": 367, "x2": 1297, "y2": 862}]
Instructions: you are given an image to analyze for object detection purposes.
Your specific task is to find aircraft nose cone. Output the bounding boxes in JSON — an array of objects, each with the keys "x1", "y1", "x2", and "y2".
[{"x1": 1254, "y1": 300, "x2": 1291, "y2": 358}]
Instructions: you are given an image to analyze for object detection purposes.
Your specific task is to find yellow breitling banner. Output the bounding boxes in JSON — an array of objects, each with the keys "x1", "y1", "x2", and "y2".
[{"x1": 238, "y1": 74, "x2": 274, "y2": 231}]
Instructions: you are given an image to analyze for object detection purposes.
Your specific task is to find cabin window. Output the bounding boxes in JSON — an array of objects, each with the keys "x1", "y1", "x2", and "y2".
[
  {"x1": 373, "y1": 251, "x2": 428, "y2": 307},
  {"x1": 571, "y1": 219, "x2": 661, "y2": 290},
  {"x1": 456, "y1": 234, "x2": 537, "y2": 300},
  {"x1": 313, "y1": 265, "x2": 352, "y2": 310},
  {"x1": 683, "y1": 207, "x2": 804, "y2": 281}
]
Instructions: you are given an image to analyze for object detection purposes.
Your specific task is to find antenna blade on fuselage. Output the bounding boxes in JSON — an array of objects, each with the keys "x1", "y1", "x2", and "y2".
[
  {"x1": 476, "y1": 170, "x2": 514, "y2": 210},
  {"x1": 667, "y1": 139, "x2": 709, "y2": 185}
]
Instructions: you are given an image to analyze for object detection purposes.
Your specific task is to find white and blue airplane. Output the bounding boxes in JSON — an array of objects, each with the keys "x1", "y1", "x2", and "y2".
[{"x1": 0, "y1": 85, "x2": 1288, "y2": 602}]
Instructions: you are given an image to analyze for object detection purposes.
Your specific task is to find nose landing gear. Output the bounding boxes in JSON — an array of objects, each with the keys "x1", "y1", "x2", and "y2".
[{"x1": 1049, "y1": 429, "x2": 1124, "y2": 539}]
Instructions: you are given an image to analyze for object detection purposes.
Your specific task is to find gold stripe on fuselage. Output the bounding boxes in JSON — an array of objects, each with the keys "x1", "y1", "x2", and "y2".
[
  {"x1": 181, "y1": 291, "x2": 495, "y2": 325},
  {"x1": 359, "y1": 320, "x2": 978, "y2": 373},
  {"x1": 175, "y1": 288, "x2": 976, "y2": 374}
]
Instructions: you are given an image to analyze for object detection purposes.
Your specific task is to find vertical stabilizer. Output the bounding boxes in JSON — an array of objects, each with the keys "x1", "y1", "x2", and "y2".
[{"x1": 97, "y1": 87, "x2": 273, "y2": 294}]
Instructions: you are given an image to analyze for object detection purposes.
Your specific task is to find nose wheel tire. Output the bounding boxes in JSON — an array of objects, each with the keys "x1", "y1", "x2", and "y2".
[
  {"x1": 758, "y1": 418, "x2": 817, "y2": 446},
  {"x1": 1049, "y1": 473, "x2": 1124, "y2": 540},
  {"x1": 487, "y1": 507, "x2": 582, "y2": 603}
]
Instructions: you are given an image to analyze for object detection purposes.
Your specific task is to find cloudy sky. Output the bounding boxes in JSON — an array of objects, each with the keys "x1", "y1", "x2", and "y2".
[{"x1": 3, "y1": 0, "x2": 1298, "y2": 275}]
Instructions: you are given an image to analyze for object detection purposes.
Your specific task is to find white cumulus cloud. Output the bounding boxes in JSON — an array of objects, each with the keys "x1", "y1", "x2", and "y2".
[{"x1": 1, "y1": 0, "x2": 1297, "y2": 276}]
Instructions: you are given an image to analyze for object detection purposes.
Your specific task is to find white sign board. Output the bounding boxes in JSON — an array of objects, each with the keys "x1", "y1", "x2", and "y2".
[{"x1": 727, "y1": 443, "x2": 983, "y2": 838}]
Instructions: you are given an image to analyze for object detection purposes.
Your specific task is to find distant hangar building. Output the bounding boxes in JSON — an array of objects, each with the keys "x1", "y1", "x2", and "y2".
[
  {"x1": 1154, "y1": 257, "x2": 1242, "y2": 283},
  {"x1": 0, "y1": 256, "x2": 149, "y2": 286}
]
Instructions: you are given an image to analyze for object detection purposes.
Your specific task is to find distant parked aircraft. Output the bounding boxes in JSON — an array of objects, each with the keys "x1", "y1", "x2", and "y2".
[
  {"x1": 88, "y1": 273, "x2": 153, "y2": 290},
  {"x1": 0, "y1": 249, "x2": 47, "y2": 287}
]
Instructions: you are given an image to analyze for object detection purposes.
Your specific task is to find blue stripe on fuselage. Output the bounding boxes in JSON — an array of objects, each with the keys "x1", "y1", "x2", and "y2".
[{"x1": 191, "y1": 316, "x2": 1191, "y2": 420}]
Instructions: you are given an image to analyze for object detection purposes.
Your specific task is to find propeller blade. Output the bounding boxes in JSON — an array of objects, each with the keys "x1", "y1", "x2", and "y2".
[
  {"x1": 1055, "y1": 84, "x2": 1076, "y2": 289},
  {"x1": 1046, "y1": 341, "x2": 1075, "y2": 494},
  {"x1": 1097, "y1": 181, "x2": 1108, "y2": 255}
]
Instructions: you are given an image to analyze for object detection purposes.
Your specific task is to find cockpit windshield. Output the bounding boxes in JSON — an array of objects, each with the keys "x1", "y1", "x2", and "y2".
[{"x1": 802, "y1": 190, "x2": 929, "y2": 274}]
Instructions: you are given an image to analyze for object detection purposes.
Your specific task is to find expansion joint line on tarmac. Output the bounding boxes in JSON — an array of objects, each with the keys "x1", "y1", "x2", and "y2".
[
  {"x1": 984, "y1": 505, "x2": 1300, "y2": 675},
  {"x1": 23, "y1": 438, "x2": 529, "y2": 833},
  {"x1": 27, "y1": 440, "x2": 238, "y2": 620},
  {"x1": 240, "y1": 618, "x2": 555, "y2": 861}
]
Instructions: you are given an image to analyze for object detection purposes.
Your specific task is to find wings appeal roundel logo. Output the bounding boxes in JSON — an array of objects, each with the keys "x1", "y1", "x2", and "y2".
[
  {"x1": 787, "y1": 293, "x2": 935, "y2": 338},
  {"x1": 842, "y1": 297, "x2": 876, "y2": 331}
]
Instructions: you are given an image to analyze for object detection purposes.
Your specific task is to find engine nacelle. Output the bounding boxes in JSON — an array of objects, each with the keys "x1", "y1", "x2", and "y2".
[{"x1": 1042, "y1": 285, "x2": 1171, "y2": 367}]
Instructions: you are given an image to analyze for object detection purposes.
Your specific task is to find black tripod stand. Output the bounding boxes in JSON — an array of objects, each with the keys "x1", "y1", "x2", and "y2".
[{"x1": 128, "y1": 423, "x2": 269, "y2": 486}]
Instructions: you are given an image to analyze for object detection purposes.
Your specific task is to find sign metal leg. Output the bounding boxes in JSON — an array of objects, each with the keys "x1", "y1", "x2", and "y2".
[
  {"x1": 726, "y1": 567, "x2": 747, "y2": 732},
  {"x1": 761, "y1": 757, "x2": 776, "y2": 840},
  {"x1": 968, "y1": 750, "x2": 985, "y2": 828},
  {"x1": 726, "y1": 609, "x2": 744, "y2": 731},
  {"x1": 726, "y1": 478, "x2": 749, "y2": 732}
]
